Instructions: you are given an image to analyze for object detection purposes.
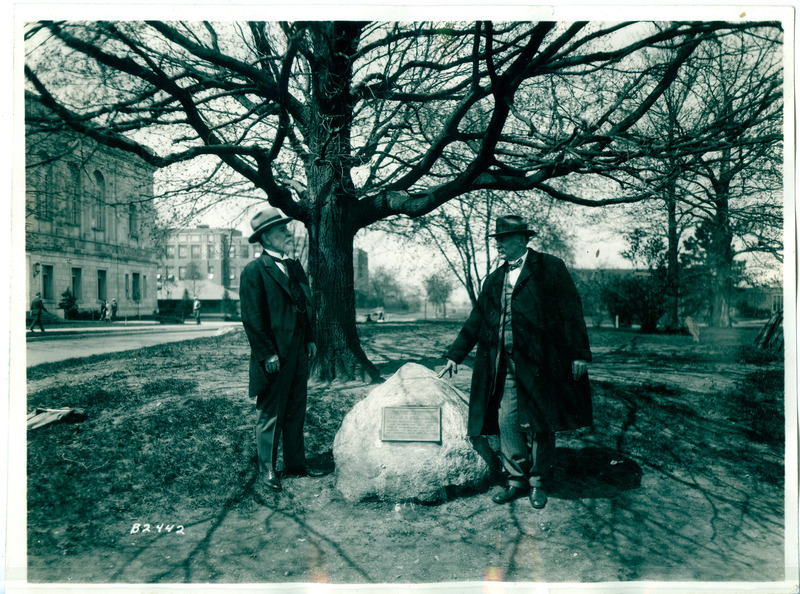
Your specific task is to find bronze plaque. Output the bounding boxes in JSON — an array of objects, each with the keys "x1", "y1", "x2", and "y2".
[{"x1": 381, "y1": 406, "x2": 442, "y2": 443}]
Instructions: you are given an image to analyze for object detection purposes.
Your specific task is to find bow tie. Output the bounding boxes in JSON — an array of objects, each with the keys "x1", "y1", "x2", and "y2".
[{"x1": 506, "y1": 258, "x2": 523, "y2": 271}]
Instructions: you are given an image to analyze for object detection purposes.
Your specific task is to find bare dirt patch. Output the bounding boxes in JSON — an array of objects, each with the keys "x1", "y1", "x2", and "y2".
[{"x1": 25, "y1": 323, "x2": 788, "y2": 586}]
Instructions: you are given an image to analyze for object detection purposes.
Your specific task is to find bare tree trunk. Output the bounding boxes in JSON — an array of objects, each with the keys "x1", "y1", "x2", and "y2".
[
  {"x1": 304, "y1": 185, "x2": 382, "y2": 383},
  {"x1": 709, "y1": 159, "x2": 735, "y2": 329},
  {"x1": 664, "y1": 190, "x2": 681, "y2": 331},
  {"x1": 308, "y1": 210, "x2": 381, "y2": 383},
  {"x1": 302, "y1": 22, "x2": 381, "y2": 383}
]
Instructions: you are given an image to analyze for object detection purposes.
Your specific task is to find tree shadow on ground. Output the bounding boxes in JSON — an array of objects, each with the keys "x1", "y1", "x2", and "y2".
[{"x1": 549, "y1": 446, "x2": 643, "y2": 500}]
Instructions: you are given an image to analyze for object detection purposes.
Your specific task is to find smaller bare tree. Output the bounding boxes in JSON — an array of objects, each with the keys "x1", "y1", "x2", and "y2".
[{"x1": 423, "y1": 272, "x2": 454, "y2": 319}]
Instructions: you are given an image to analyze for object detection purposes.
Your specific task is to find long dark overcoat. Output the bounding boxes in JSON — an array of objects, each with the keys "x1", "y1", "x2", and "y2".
[
  {"x1": 446, "y1": 249, "x2": 592, "y2": 436},
  {"x1": 240, "y1": 253, "x2": 314, "y2": 399}
]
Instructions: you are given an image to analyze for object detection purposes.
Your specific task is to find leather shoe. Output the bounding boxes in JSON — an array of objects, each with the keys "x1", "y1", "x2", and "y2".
[
  {"x1": 283, "y1": 465, "x2": 330, "y2": 478},
  {"x1": 529, "y1": 486, "x2": 547, "y2": 509},
  {"x1": 261, "y1": 470, "x2": 282, "y2": 492},
  {"x1": 491, "y1": 484, "x2": 529, "y2": 504}
]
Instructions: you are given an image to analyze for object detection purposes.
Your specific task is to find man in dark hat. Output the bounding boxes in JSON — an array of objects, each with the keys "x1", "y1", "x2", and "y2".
[
  {"x1": 240, "y1": 206, "x2": 327, "y2": 494},
  {"x1": 439, "y1": 215, "x2": 591, "y2": 509},
  {"x1": 29, "y1": 291, "x2": 47, "y2": 332}
]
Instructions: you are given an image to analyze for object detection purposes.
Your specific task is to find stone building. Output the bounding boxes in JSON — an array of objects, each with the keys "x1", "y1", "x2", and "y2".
[{"x1": 25, "y1": 93, "x2": 159, "y2": 319}]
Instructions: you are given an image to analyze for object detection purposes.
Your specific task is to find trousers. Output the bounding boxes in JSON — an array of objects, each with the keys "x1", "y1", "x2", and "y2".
[
  {"x1": 497, "y1": 351, "x2": 555, "y2": 489},
  {"x1": 254, "y1": 327, "x2": 308, "y2": 474}
]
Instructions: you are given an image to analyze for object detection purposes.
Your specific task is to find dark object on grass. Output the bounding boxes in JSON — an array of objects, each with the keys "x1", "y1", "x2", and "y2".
[
  {"x1": 755, "y1": 309, "x2": 783, "y2": 355},
  {"x1": 27, "y1": 407, "x2": 88, "y2": 430},
  {"x1": 157, "y1": 315, "x2": 185, "y2": 325}
]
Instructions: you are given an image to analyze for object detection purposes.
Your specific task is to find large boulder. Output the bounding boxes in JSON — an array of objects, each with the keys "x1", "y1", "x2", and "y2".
[{"x1": 333, "y1": 362, "x2": 492, "y2": 502}]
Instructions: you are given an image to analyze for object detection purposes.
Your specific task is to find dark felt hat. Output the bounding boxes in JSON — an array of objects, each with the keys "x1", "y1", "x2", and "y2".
[
  {"x1": 248, "y1": 207, "x2": 293, "y2": 243},
  {"x1": 489, "y1": 215, "x2": 537, "y2": 238}
]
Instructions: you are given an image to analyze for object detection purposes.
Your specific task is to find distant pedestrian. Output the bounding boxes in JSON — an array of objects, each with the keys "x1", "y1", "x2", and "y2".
[
  {"x1": 111, "y1": 298, "x2": 118, "y2": 321},
  {"x1": 29, "y1": 292, "x2": 47, "y2": 332},
  {"x1": 100, "y1": 300, "x2": 110, "y2": 322},
  {"x1": 193, "y1": 298, "x2": 202, "y2": 324}
]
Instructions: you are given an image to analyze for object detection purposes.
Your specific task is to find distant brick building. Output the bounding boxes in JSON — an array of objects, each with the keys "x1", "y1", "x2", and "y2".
[
  {"x1": 25, "y1": 93, "x2": 159, "y2": 319},
  {"x1": 157, "y1": 224, "x2": 369, "y2": 314},
  {"x1": 158, "y1": 225, "x2": 256, "y2": 293}
]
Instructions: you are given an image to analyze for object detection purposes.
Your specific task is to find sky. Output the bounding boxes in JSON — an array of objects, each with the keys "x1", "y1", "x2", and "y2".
[{"x1": 189, "y1": 193, "x2": 637, "y2": 308}]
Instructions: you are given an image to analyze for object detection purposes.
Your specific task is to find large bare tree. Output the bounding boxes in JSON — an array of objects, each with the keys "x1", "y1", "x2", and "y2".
[
  {"x1": 25, "y1": 20, "x2": 782, "y2": 380},
  {"x1": 629, "y1": 27, "x2": 783, "y2": 328}
]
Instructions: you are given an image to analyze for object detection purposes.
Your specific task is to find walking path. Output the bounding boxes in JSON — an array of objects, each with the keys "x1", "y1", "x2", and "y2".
[{"x1": 25, "y1": 320, "x2": 240, "y2": 367}]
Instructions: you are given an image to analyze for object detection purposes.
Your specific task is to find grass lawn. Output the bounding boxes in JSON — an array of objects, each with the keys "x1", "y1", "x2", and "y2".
[{"x1": 24, "y1": 322, "x2": 790, "y2": 587}]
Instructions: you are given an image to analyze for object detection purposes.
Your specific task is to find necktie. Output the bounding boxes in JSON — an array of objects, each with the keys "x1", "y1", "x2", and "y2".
[{"x1": 507, "y1": 258, "x2": 523, "y2": 270}]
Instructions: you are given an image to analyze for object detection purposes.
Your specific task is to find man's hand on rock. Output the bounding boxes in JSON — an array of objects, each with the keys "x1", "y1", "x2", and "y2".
[{"x1": 438, "y1": 359, "x2": 458, "y2": 378}]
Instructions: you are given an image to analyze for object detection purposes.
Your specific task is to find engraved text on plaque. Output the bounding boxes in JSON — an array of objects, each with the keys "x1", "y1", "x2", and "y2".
[{"x1": 381, "y1": 406, "x2": 442, "y2": 443}]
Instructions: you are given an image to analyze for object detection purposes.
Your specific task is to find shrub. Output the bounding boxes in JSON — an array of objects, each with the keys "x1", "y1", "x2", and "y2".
[
  {"x1": 601, "y1": 271, "x2": 667, "y2": 332},
  {"x1": 736, "y1": 345, "x2": 780, "y2": 365},
  {"x1": 58, "y1": 289, "x2": 79, "y2": 320}
]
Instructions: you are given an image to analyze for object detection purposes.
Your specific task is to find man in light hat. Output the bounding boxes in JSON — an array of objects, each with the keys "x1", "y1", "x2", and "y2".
[
  {"x1": 439, "y1": 214, "x2": 592, "y2": 509},
  {"x1": 240, "y1": 206, "x2": 326, "y2": 494}
]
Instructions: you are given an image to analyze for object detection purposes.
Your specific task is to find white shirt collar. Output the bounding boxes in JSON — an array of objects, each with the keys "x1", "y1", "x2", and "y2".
[{"x1": 263, "y1": 248, "x2": 285, "y2": 261}]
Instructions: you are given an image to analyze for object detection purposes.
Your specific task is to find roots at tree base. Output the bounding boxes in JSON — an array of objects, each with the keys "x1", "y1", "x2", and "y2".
[{"x1": 312, "y1": 344, "x2": 383, "y2": 384}]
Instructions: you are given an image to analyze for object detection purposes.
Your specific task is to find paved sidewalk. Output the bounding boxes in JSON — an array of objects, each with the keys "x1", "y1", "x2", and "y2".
[
  {"x1": 26, "y1": 320, "x2": 240, "y2": 341},
  {"x1": 25, "y1": 321, "x2": 242, "y2": 366}
]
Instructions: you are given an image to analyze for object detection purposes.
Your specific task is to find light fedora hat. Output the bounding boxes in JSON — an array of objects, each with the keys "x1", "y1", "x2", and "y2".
[
  {"x1": 248, "y1": 206, "x2": 293, "y2": 243},
  {"x1": 489, "y1": 214, "x2": 537, "y2": 238}
]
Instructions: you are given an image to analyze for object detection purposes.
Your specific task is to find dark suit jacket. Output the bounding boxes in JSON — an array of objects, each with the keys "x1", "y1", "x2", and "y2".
[
  {"x1": 446, "y1": 249, "x2": 592, "y2": 435},
  {"x1": 31, "y1": 297, "x2": 46, "y2": 313},
  {"x1": 240, "y1": 253, "x2": 314, "y2": 399}
]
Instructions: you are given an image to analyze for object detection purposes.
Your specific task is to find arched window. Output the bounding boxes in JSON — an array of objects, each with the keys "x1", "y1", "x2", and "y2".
[
  {"x1": 92, "y1": 170, "x2": 106, "y2": 231},
  {"x1": 128, "y1": 203, "x2": 139, "y2": 238},
  {"x1": 68, "y1": 164, "x2": 82, "y2": 226},
  {"x1": 38, "y1": 152, "x2": 54, "y2": 220}
]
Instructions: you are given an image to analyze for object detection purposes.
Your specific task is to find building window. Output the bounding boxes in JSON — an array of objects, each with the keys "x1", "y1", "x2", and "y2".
[
  {"x1": 239, "y1": 244, "x2": 250, "y2": 259},
  {"x1": 190, "y1": 234, "x2": 200, "y2": 242},
  {"x1": 207, "y1": 244, "x2": 216, "y2": 259},
  {"x1": 125, "y1": 274, "x2": 130, "y2": 300},
  {"x1": 92, "y1": 171, "x2": 106, "y2": 231},
  {"x1": 42, "y1": 265, "x2": 53, "y2": 300},
  {"x1": 229, "y1": 268, "x2": 236, "y2": 281},
  {"x1": 68, "y1": 164, "x2": 81, "y2": 226},
  {"x1": 128, "y1": 203, "x2": 139, "y2": 238},
  {"x1": 772, "y1": 294, "x2": 783, "y2": 313},
  {"x1": 179, "y1": 266, "x2": 187, "y2": 281},
  {"x1": 97, "y1": 269, "x2": 107, "y2": 301},
  {"x1": 132, "y1": 273, "x2": 140, "y2": 303},
  {"x1": 178, "y1": 245, "x2": 188, "y2": 259},
  {"x1": 190, "y1": 245, "x2": 201, "y2": 259},
  {"x1": 142, "y1": 275, "x2": 147, "y2": 299},
  {"x1": 166, "y1": 266, "x2": 174, "y2": 281},
  {"x1": 207, "y1": 264, "x2": 214, "y2": 279},
  {"x1": 71, "y1": 268, "x2": 82, "y2": 300},
  {"x1": 166, "y1": 245, "x2": 176, "y2": 259},
  {"x1": 37, "y1": 152, "x2": 54, "y2": 220}
]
